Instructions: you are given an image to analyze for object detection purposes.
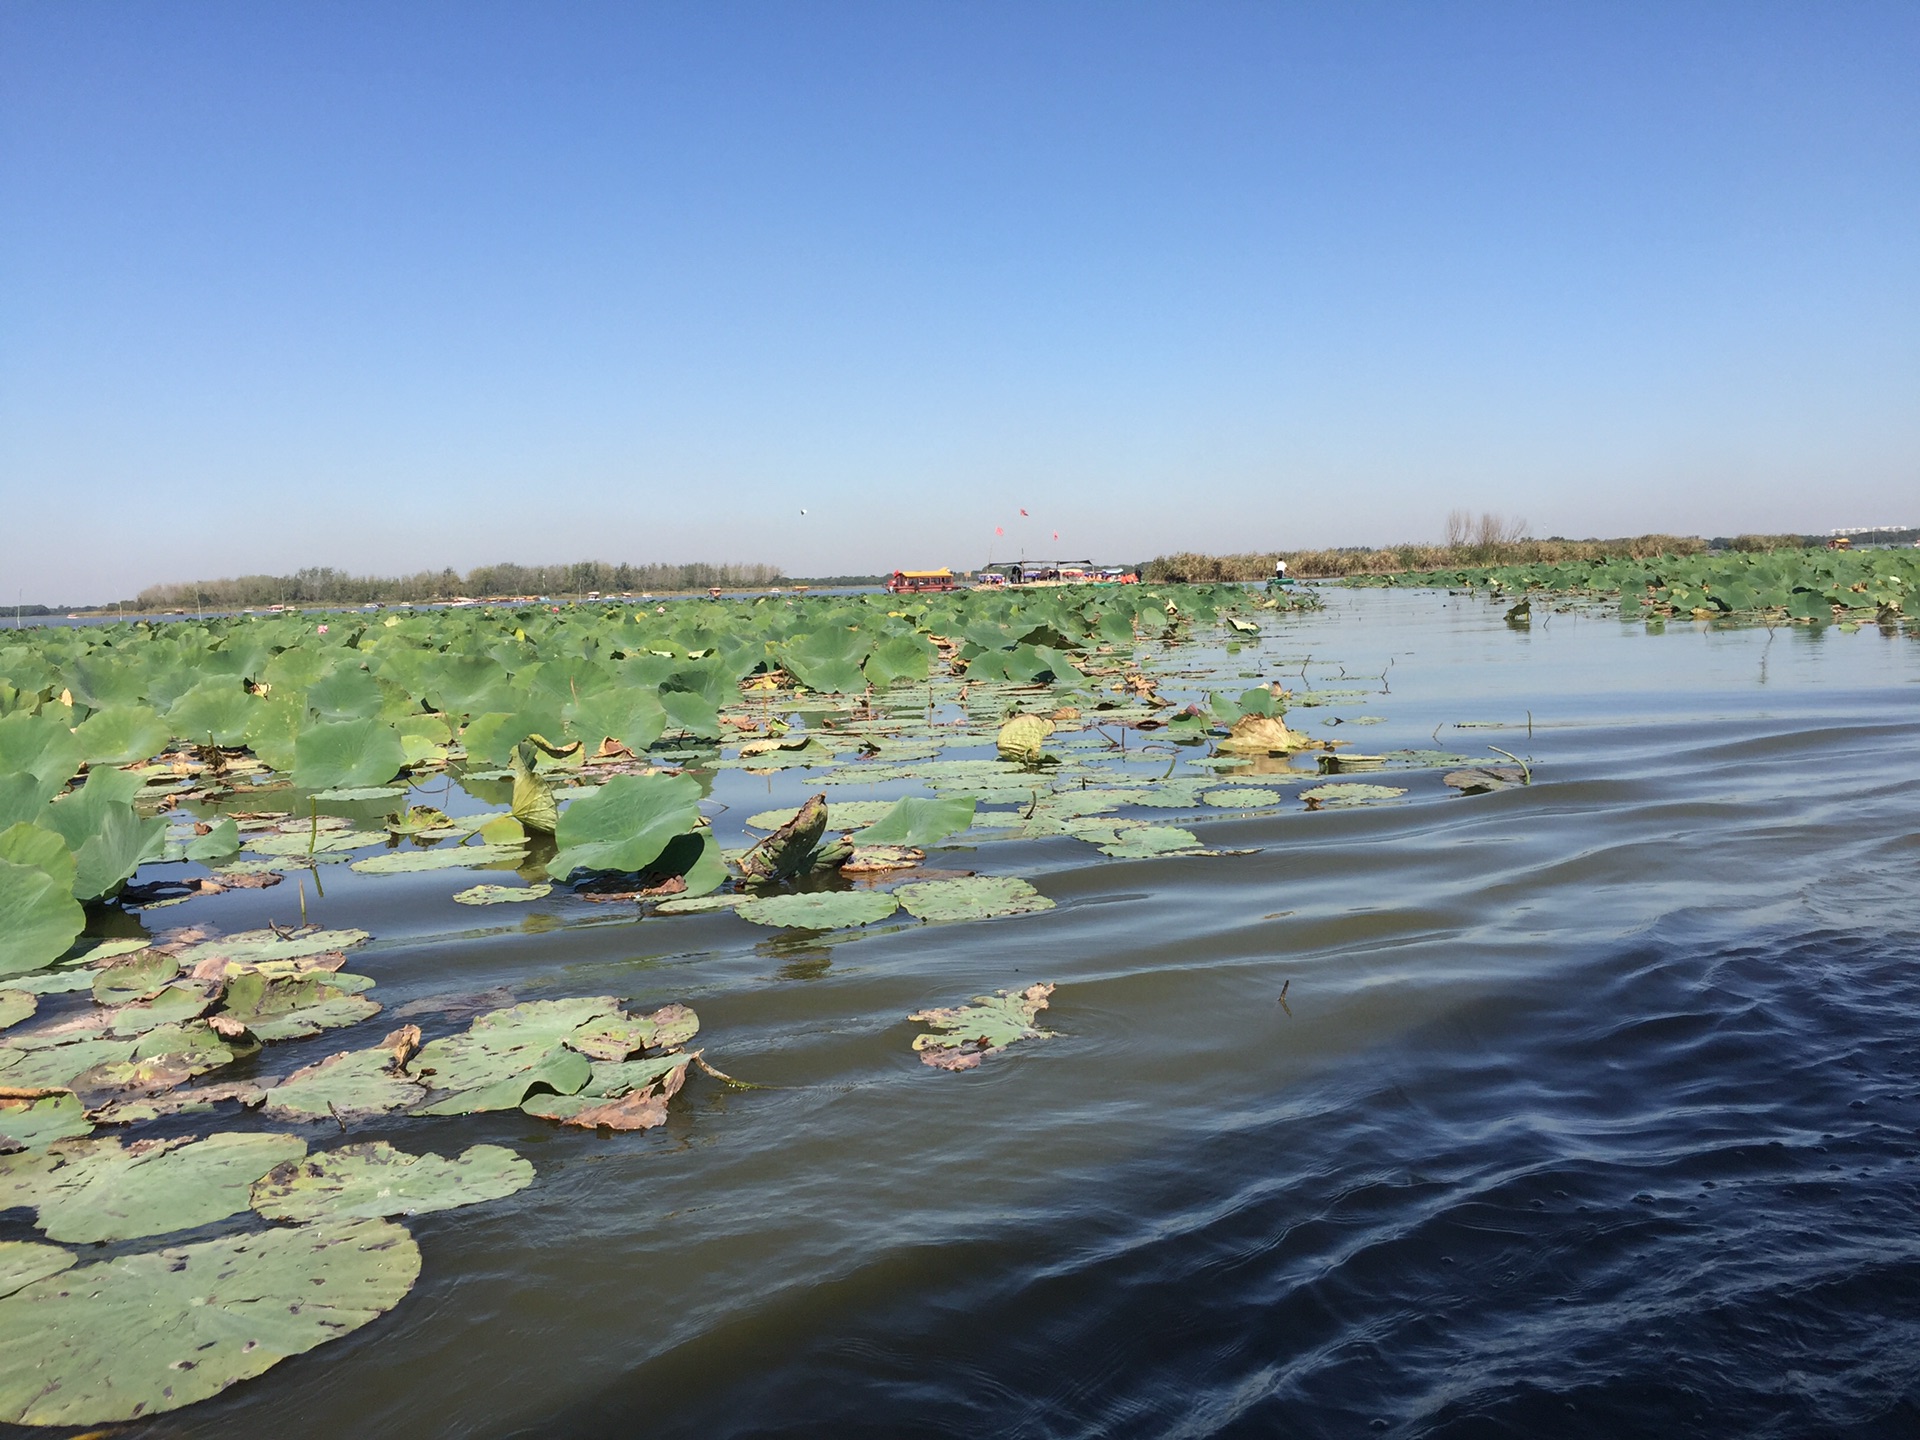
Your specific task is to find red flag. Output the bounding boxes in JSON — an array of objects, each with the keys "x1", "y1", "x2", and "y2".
[
  {"x1": 994, "y1": 526, "x2": 1003, "y2": 536},
  {"x1": 1019, "y1": 508, "x2": 1028, "y2": 516},
  {"x1": 1053, "y1": 531, "x2": 1059, "y2": 540}
]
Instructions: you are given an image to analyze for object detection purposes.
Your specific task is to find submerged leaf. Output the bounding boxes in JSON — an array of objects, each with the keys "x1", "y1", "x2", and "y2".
[{"x1": 909, "y1": 983, "x2": 1055, "y2": 1070}]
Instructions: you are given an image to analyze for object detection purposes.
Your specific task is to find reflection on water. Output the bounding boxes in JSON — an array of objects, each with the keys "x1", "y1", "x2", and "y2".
[{"x1": 38, "y1": 590, "x2": 1920, "y2": 1440}]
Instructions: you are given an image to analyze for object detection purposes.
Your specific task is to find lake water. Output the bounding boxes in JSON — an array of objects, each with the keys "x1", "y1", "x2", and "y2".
[{"x1": 30, "y1": 588, "x2": 1920, "y2": 1439}]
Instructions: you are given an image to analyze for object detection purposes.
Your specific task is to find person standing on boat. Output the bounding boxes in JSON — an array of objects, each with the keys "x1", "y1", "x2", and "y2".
[{"x1": 1273, "y1": 557, "x2": 1289, "y2": 582}]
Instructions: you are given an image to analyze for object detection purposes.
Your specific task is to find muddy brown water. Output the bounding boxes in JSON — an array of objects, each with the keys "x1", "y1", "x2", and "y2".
[{"x1": 13, "y1": 589, "x2": 1920, "y2": 1439}]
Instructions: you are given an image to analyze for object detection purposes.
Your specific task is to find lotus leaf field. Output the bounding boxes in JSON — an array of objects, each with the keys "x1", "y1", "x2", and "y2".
[
  {"x1": 1346, "y1": 545, "x2": 1920, "y2": 628},
  {"x1": 0, "y1": 577, "x2": 1560, "y2": 1425}
]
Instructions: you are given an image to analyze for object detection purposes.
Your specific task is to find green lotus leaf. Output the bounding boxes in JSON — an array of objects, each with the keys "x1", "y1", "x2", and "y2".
[
  {"x1": 564, "y1": 688, "x2": 667, "y2": 755},
  {"x1": 521, "y1": 1051, "x2": 691, "y2": 1126},
  {"x1": 657, "y1": 688, "x2": 721, "y2": 739},
  {"x1": 571, "y1": 1052, "x2": 694, "y2": 1099},
  {"x1": 0, "y1": 1217, "x2": 420, "y2": 1427},
  {"x1": 734, "y1": 890, "x2": 900, "y2": 930},
  {"x1": 0, "y1": 990, "x2": 34, "y2": 1030},
  {"x1": 0, "y1": 1092, "x2": 90, "y2": 1152},
  {"x1": 0, "y1": 1241, "x2": 74, "y2": 1300},
  {"x1": 183, "y1": 817, "x2": 241, "y2": 861},
  {"x1": 73, "y1": 705, "x2": 171, "y2": 766},
  {"x1": 165, "y1": 679, "x2": 258, "y2": 746},
  {"x1": 305, "y1": 667, "x2": 385, "y2": 721},
  {"x1": 863, "y1": 634, "x2": 934, "y2": 688},
  {"x1": 4, "y1": 970, "x2": 94, "y2": 996},
  {"x1": 0, "y1": 822, "x2": 75, "y2": 898},
  {"x1": 1298, "y1": 783, "x2": 1408, "y2": 806},
  {"x1": 217, "y1": 971, "x2": 381, "y2": 1042},
  {"x1": 410, "y1": 997, "x2": 620, "y2": 1116},
  {"x1": 90, "y1": 949, "x2": 182, "y2": 1005},
  {"x1": 895, "y1": 875, "x2": 1055, "y2": 923},
  {"x1": 909, "y1": 983, "x2": 1055, "y2": 1070},
  {"x1": 452, "y1": 882, "x2": 553, "y2": 905},
  {"x1": 849, "y1": 795, "x2": 977, "y2": 849},
  {"x1": 173, "y1": 927, "x2": 371, "y2": 972},
  {"x1": 107, "y1": 979, "x2": 222, "y2": 1035},
  {"x1": 1200, "y1": 786, "x2": 1284, "y2": 808},
  {"x1": 38, "y1": 775, "x2": 167, "y2": 902},
  {"x1": 291, "y1": 718, "x2": 408, "y2": 792},
  {"x1": 782, "y1": 628, "x2": 871, "y2": 693},
  {"x1": 0, "y1": 1131, "x2": 306, "y2": 1244},
  {"x1": 547, "y1": 772, "x2": 703, "y2": 880},
  {"x1": 386, "y1": 805, "x2": 451, "y2": 835},
  {"x1": 250, "y1": 1141, "x2": 533, "y2": 1223},
  {"x1": 1088, "y1": 824, "x2": 1203, "y2": 858},
  {"x1": 350, "y1": 842, "x2": 527, "y2": 874},
  {"x1": 261, "y1": 1047, "x2": 425, "y2": 1121},
  {"x1": 0, "y1": 714, "x2": 83, "y2": 803},
  {"x1": 0, "y1": 860, "x2": 86, "y2": 979},
  {"x1": 508, "y1": 743, "x2": 559, "y2": 833}
]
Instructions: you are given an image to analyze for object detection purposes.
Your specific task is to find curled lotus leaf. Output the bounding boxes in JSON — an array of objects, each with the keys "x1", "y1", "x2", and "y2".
[
  {"x1": 523, "y1": 1053, "x2": 689, "y2": 1130},
  {"x1": 452, "y1": 882, "x2": 553, "y2": 905},
  {"x1": 1216, "y1": 714, "x2": 1310, "y2": 754},
  {"x1": 409, "y1": 997, "x2": 620, "y2": 1116},
  {"x1": 995, "y1": 714, "x2": 1056, "y2": 761},
  {"x1": 737, "y1": 793, "x2": 828, "y2": 883},
  {"x1": 250, "y1": 1141, "x2": 534, "y2": 1223},
  {"x1": 216, "y1": 971, "x2": 381, "y2": 1042},
  {"x1": 508, "y1": 742, "x2": 560, "y2": 834},
  {"x1": 261, "y1": 1047, "x2": 427, "y2": 1121},
  {"x1": 349, "y1": 842, "x2": 527, "y2": 874},
  {"x1": 1200, "y1": 787, "x2": 1284, "y2": 808},
  {"x1": 0, "y1": 860, "x2": 86, "y2": 980},
  {"x1": 733, "y1": 890, "x2": 900, "y2": 931},
  {"x1": 0, "y1": 1217, "x2": 420, "y2": 1427},
  {"x1": 895, "y1": 876, "x2": 1055, "y2": 924},
  {"x1": 1299, "y1": 783, "x2": 1408, "y2": 807},
  {"x1": 848, "y1": 795, "x2": 977, "y2": 849},
  {"x1": 0, "y1": 1241, "x2": 74, "y2": 1300},
  {"x1": 0, "y1": 1092, "x2": 91, "y2": 1151},
  {"x1": 909, "y1": 983, "x2": 1055, "y2": 1071},
  {"x1": 0, "y1": 1131, "x2": 306, "y2": 1244}
]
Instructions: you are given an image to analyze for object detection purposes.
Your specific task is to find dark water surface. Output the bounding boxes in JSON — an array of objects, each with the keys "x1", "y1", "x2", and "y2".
[{"x1": 73, "y1": 591, "x2": 1920, "y2": 1439}]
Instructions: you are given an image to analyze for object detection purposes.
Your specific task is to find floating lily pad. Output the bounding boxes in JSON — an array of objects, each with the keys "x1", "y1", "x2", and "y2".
[
  {"x1": 746, "y1": 800, "x2": 901, "y2": 831},
  {"x1": 261, "y1": 1047, "x2": 425, "y2": 1121},
  {"x1": 91, "y1": 950, "x2": 184, "y2": 1005},
  {"x1": 1299, "y1": 783, "x2": 1408, "y2": 806},
  {"x1": 652, "y1": 891, "x2": 749, "y2": 915},
  {"x1": 0, "y1": 1217, "x2": 420, "y2": 1426},
  {"x1": 452, "y1": 882, "x2": 553, "y2": 905},
  {"x1": 0, "y1": 1038, "x2": 138, "y2": 1092},
  {"x1": 734, "y1": 890, "x2": 900, "y2": 930},
  {"x1": 250, "y1": 1141, "x2": 534, "y2": 1222},
  {"x1": 311, "y1": 786, "x2": 408, "y2": 802},
  {"x1": 523, "y1": 1053, "x2": 690, "y2": 1129},
  {"x1": 0, "y1": 1092, "x2": 91, "y2": 1151},
  {"x1": 217, "y1": 971, "x2": 381, "y2": 1042},
  {"x1": 909, "y1": 983, "x2": 1055, "y2": 1070},
  {"x1": 1086, "y1": 824, "x2": 1203, "y2": 857},
  {"x1": 410, "y1": 997, "x2": 618, "y2": 1116},
  {"x1": 567, "y1": 1003, "x2": 698, "y2": 1060},
  {"x1": 246, "y1": 830, "x2": 386, "y2": 856},
  {"x1": 1200, "y1": 787, "x2": 1284, "y2": 808},
  {"x1": 349, "y1": 843, "x2": 527, "y2": 874},
  {"x1": 0, "y1": 991, "x2": 34, "y2": 1031},
  {"x1": 895, "y1": 876, "x2": 1055, "y2": 923},
  {"x1": 1443, "y1": 766, "x2": 1527, "y2": 794},
  {"x1": 0, "y1": 1131, "x2": 306, "y2": 1243},
  {"x1": 0, "y1": 1241, "x2": 73, "y2": 1300},
  {"x1": 174, "y1": 927, "x2": 370, "y2": 976}
]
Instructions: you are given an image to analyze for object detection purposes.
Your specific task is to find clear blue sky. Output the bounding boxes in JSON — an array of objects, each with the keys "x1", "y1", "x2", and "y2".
[{"x1": 3, "y1": 2, "x2": 1916, "y2": 601}]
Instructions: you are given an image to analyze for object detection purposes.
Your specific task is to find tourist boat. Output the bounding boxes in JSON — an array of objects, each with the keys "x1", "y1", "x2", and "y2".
[{"x1": 886, "y1": 569, "x2": 958, "y2": 594}]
